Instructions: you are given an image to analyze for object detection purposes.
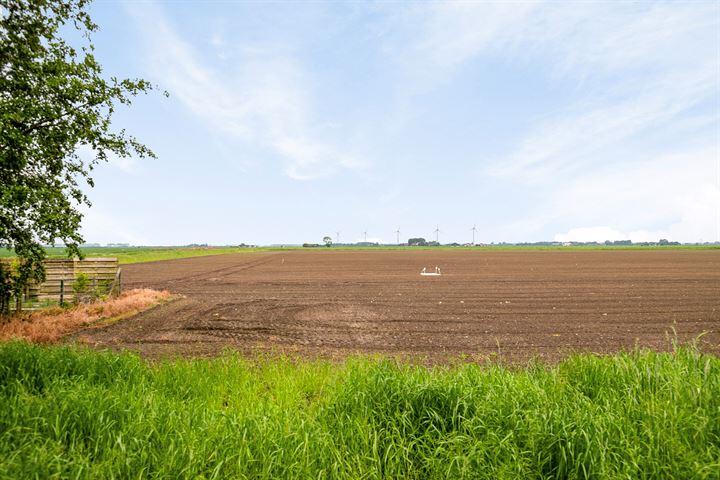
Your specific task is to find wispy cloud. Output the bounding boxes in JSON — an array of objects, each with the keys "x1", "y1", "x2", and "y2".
[
  {"x1": 412, "y1": 1, "x2": 539, "y2": 67},
  {"x1": 96, "y1": 1, "x2": 718, "y2": 244},
  {"x1": 391, "y1": 1, "x2": 717, "y2": 84},
  {"x1": 382, "y1": 1, "x2": 541, "y2": 94},
  {"x1": 387, "y1": 1, "x2": 718, "y2": 178},
  {"x1": 125, "y1": 2, "x2": 363, "y2": 180},
  {"x1": 488, "y1": 66, "x2": 718, "y2": 180},
  {"x1": 383, "y1": 1, "x2": 719, "y2": 241}
]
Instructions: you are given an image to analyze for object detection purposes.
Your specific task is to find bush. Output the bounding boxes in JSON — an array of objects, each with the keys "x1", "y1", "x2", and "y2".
[{"x1": 72, "y1": 273, "x2": 106, "y2": 304}]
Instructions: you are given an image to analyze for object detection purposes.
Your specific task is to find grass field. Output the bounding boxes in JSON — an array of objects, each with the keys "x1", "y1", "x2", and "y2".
[
  {"x1": 0, "y1": 341, "x2": 717, "y2": 479},
  {"x1": 0, "y1": 246, "x2": 276, "y2": 264},
  {"x1": 0, "y1": 244, "x2": 717, "y2": 265}
]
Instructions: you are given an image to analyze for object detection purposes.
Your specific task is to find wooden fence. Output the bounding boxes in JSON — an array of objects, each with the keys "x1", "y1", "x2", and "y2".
[
  {"x1": 37, "y1": 257, "x2": 119, "y2": 301},
  {"x1": 0, "y1": 257, "x2": 120, "y2": 304}
]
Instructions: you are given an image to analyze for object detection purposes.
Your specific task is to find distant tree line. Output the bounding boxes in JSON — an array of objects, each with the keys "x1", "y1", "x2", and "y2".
[
  {"x1": 303, "y1": 237, "x2": 690, "y2": 248},
  {"x1": 406, "y1": 238, "x2": 439, "y2": 247}
]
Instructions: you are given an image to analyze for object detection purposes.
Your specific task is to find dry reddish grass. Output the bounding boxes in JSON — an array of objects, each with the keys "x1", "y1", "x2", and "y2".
[{"x1": 0, "y1": 289, "x2": 173, "y2": 343}]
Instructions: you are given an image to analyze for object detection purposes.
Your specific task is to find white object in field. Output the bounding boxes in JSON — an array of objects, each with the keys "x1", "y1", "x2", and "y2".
[{"x1": 420, "y1": 266, "x2": 442, "y2": 276}]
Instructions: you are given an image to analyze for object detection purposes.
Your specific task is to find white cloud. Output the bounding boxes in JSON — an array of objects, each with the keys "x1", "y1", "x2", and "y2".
[
  {"x1": 554, "y1": 227, "x2": 628, "y2": 243},
  {"x1": 489, "y1": 69, "x2": 716, "y2": 180},
  {"x1": 126, "y1": 3, "x2": 362, "y2": 180},
  {"x1": 451, "y1": 2, "x2": 719, "y2": 180},
  {"x1": 386, "y1": 1, "x2": 719, "y2": 242},
  {"x1": 396, "y1": 1, "x2": 717, "y2": 82},
  {"x1": 549, "y1": 147, "x2": 720, "y2": 243},
  {"x1": 413, "y1": 1, "x2": 540, "y2": 69},
  {"x1": 274, "y1": 137, "x2": 364, "y2": 180},
  {"x1": 384, "y1": 2, "x2": 718, "y2": 179},
  {"x1": 381, "y1": 1, "x2": 541, "y2": 96},
  {"x1": 109, "y1": 2, "x2": 718, "y2": 244}
]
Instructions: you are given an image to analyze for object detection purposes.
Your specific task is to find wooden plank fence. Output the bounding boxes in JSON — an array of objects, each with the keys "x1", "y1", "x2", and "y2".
[{"x1": 0, "y1": 258, "x2": 120, "y2": 304}]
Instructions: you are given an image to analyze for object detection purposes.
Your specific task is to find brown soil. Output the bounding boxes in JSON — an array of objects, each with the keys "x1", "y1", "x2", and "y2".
[{"x1": 74, "y1": 250, "x2": 720, "y2": 362}]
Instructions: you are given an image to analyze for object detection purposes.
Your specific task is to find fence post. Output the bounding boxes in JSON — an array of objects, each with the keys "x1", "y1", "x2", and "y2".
[
  {"x1": 118, "y1": 270, "x2": 122, "y2": 295},
  {"x1": 59, "y1": 279, "x2": 64, "y2": 306}
]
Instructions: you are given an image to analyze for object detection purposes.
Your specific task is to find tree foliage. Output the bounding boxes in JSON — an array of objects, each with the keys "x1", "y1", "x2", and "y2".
[{"x1": 0, "y1": 0, "x2": 155, "y2": 311}]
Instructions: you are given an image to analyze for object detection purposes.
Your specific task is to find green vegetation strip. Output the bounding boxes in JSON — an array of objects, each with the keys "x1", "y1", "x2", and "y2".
[
  {"x1": 0, "y1": 247, "x2": 277, "y2": 264},
  {"x1": 0, "y1": 244, "x2": 717, "y2": 265},
  {"x1": 0, "y1": 343, "x2": 717, "y2": 479}
]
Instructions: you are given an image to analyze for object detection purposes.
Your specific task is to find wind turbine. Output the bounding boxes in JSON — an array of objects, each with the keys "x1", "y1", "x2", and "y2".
[
  {"x1": 336, "y1": 231, "x2": 340, "y2": 244},
  {"x1": 434, "y1": 225, "x2": 440, "y2": 244},
  {"x1": 471, "y1": 225, "x2": 477, "y2": 245},
  {"x1": 364, "y1": 231, "x2": 368, "y2": 243},
  {"x1": 395, "y1": 228, "x2": 401, "y2": 245}
]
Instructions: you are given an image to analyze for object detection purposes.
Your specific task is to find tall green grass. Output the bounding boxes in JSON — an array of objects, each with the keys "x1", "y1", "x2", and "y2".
[{"x1": 0, "y1": 342, "x2": 718, "y2": 479}]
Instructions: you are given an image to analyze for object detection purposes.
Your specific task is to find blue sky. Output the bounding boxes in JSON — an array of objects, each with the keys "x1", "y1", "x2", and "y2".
[{"x1": 79, "y1": 0, "x2": 719, "y2": 245}]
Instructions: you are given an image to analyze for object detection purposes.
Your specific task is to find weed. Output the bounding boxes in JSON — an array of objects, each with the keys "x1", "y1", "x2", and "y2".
[{"x1": 0, "y1": 289, "x2": 172, "y2": 343}]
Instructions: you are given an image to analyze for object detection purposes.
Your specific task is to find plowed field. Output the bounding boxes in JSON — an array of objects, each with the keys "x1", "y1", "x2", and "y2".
[{"x1": 77, "y1": 250, "x2": 720, "y2": 362}]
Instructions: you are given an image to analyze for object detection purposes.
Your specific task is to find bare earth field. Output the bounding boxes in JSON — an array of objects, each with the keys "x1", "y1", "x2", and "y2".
[{"x1": 75, "y1": 250, "x2": 720, "y2": 362}]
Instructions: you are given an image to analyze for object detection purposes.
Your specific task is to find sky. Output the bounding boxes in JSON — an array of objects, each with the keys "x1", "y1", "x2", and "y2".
[{"x1": 78, "y1": 0, "x2": 720, "y2": 245}]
